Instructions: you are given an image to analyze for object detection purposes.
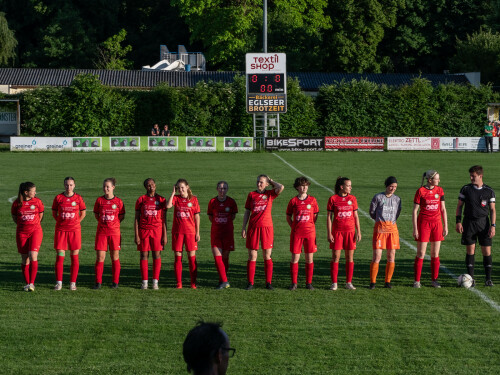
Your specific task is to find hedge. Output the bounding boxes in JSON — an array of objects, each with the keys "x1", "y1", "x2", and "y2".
[{"x1": 14, "y1": 73, "x2": 499, "y2": 137}]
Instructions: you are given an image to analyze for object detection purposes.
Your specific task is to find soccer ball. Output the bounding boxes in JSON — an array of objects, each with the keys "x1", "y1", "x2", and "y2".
[{"x1": 457, "y1": 274, "x2": 473, "y2": 288}]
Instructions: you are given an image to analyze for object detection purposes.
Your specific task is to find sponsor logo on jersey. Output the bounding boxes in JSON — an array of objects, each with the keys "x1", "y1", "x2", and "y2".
[
  {"x1": 435, "y1": 194, "x2": 439, "y2": 199},
  {"x1": 71, "y1": 201, "x2": 77, "y2": 206},
  {"x1": 30, "y1": 205, "x2": 35, "y2": 210},
  {"x1": 188, "y1": 202, "x2": 192, "y2": 207},
  {"x1": 348, "y1": 201, "x2": 352, "y2": 205},
  {"x1": 307, "y1": 204, "x2": 311, "y2": 209},
  {"x1": 155, "y1": 201, "x2": 159, "y2": 205},
  {"x1": 112, "y1": 204, "x2": 117, "y2": 209},
  {"x1": 225, "y1": 207, "x2": 230, "y2": 212},
  {"x1": 481, "y1": 200, "x2": 487, "y2": 207},
  {"x1": 262, "y1": 195, "x2": 267, "y2": 200}
]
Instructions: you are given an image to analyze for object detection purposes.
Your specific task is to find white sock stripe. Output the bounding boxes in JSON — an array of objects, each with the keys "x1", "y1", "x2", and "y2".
[{"x1": 273, "y1": 153, "x2": 500, "y2": 313}]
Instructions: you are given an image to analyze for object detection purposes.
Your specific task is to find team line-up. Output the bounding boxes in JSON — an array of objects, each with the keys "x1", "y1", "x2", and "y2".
[{"x1": 11, "y1": 165, "x2": 495, "y2": 292}]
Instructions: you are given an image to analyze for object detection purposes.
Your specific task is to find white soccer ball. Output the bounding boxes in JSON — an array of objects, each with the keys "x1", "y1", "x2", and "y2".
[{"x1": 457, "y1": 274, "x2": 473, "y2": 288}]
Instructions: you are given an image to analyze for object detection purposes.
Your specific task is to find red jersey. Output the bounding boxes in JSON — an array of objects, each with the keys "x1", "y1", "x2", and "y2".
[
  {"x1": 286, "y1": 195, "x2": 319, "y2": 237},
  {"x1": 327, "y1": 194, "x2": 358, "y2": 232},
  {"x1": 135, "y1": 194, "x2": 166, "y2": 230},
  {"x1": 52, "y1": 193, "x2": 86, "y2": 231},
  {"x1": 414, "y1": 186, "x2": 444, "y2": 221},
  {"x1": 245, "y1": 190, "x2": 278, "y2": 228},
  {"x1": 11, "y1": 197, "x2": 44, "y2": 233},
  {"x1": 207, "y1": 196, "x2": 238, "y2": 233},
  {"x1": 94, "y1": 196, "x2": 125, "y2": 235},
  {"x1": 172, "y1": 195, "x2": 200, "y2": 234}
]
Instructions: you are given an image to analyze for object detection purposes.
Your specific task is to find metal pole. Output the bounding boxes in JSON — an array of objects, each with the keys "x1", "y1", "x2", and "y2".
[{"x1": 263, "y1": 0, "x2": 268, "y2": 142}]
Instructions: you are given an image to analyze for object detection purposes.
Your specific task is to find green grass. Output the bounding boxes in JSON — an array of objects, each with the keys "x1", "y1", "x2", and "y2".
[{"x1": 0, "y1": 151, "x2": 499, "y2": 374}]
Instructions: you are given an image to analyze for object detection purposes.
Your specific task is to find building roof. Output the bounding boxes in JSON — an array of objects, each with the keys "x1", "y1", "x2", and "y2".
[{"x1": 0, "y1": 68, "x2": 470, "y2": 91}]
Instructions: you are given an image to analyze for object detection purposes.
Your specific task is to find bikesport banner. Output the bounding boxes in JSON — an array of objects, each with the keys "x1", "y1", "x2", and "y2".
[
  {"x1": 148, "y1": 137, "x2": 178, "y2": 151},
  {"x1": 10, "y1": 137, "x2": 72, "y2": 151},
  {"x1": 325, "y1": 137, "x2": 384, "y2": 150},
  {"x1": 265, "y1": 137, "x2": 324, "y2": 151},
  {"x1": 387, "y1": 137, "x2": 440, "y2": 150},
  {"x1": 110, "y1": 137, "x2": 140, "y2": 151},
  {"x1": 72, "y1": 137, "x2": 102, "y2": 151},
  {"x1": 186, "y1": 137, "x2": 216, "y2": 152},
  {"x1": 224, "y1": 137, "x2": 253, "y2": 151}
]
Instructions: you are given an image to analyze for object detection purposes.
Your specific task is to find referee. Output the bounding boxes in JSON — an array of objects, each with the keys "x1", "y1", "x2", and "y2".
[{"x1": 456, "y1": 165, "x2": 496, "y2": 286}]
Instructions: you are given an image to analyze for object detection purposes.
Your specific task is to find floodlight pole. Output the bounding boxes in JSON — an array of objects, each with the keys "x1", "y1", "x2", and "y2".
[{"x1": 263, "y1": 0, "x2": 268, "y2": 140}]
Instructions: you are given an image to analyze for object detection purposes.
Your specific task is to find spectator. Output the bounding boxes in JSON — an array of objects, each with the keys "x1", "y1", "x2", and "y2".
[
  {"x1": 183, "y1": 322, "x2": 234, "y2": 375},
  {"x1": 484, "y1": 121, "x2": 494, "y2": 153},
  {"x1": 161, "y1": 124, "x2": 171, "y2": 136},
  {"x1": 151, "y1": 123, "x2": 160, "y2": 136}
]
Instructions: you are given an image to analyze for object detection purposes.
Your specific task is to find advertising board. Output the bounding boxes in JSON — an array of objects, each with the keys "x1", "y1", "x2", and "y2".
[
  {"x1": 325, "y1": 137, "x2": 384, "y2": 150},
  {"x1": 186, "y1": 137, "x2": 216, "y2": 152},
  {"x1": 148, "y1": 137, "x2": 178, "y2": 151},
  {"x1": 265, "y1": 138, "x2": 324, "y2": 151}
]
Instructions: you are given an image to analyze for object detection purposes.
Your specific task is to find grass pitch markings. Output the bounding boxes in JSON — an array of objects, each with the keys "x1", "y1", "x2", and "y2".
[{"x1": 272, "y1": 152, "x2": 500, "y2": 313}]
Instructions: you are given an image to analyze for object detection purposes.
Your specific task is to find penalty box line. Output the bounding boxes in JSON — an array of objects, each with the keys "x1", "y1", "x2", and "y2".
[{"x1": 272, "y1": 153, "x2": 500, "y2": 313}]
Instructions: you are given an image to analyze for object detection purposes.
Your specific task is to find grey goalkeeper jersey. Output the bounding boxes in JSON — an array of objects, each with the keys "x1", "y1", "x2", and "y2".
[{"x1": 369, "y1": 193, "x2": 402, "y2": 223}]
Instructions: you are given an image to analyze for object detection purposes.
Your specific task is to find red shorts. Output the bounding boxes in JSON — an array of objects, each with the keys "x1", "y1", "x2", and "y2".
[
  {"x1": 246, "y1": 226, "x2": 273, "y2": 250},
  {"x1": 137, "y1": 227, "x2": 163, "y2": 252},
  {"x1": 172, "y1": 233, "x2": 198, "y2": 252},
  {"x1": 290, "y1": 233, "x2": 317, "y2": 254},
  {"x1": 16, "y1": 228, "x2": 43, "y2": 254},
  {"x1": 417, "y1": 218, "x2": 444, "y2": 242},
  {"x1": 373, "y1": 231, "x2": 400, "y2": 250},
  {"x1": 329, "y1": 231, "x2": 356, "y2": 251},
  {"x1": 95, "y1": 233, "x2": 121, "y2": 251},
  {"x1": 211, "y1": 231, "x2": 235, "y2": 251},
  {"x1": 54, "y1": 229, "x2": 81, "y2": 251}
]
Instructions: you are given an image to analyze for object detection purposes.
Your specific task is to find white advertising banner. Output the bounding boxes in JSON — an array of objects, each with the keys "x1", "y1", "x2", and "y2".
[
  {"x1": 10, "y1": 137, "x2": 72, "y2": 151},
  {"x1": 72, "y1": 137, "x2": 102, "y2": 151},
  {"x1": 224, "y1": 137, "x2": 253, "y2": 151},
  {"x1": 387, "y1": 137, "x2": 440, "y2": 150},
  {"x1": 110, "y1": 137, "x2": 140, "y2": 151},
  {"x1": 186, "y1": 137, "x2": 216, "y2": 152},
  {"x1": 148, "y1": 137, "x2": 179, "y2": 151},
  {"x1": 440, "y1": 137, "x2": 499, "y2": 151}
]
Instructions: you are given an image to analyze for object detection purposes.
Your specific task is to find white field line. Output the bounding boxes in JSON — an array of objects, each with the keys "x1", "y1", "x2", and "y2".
[{"x1": 273, "y1": 153, "x2": 500, "y2": 313}]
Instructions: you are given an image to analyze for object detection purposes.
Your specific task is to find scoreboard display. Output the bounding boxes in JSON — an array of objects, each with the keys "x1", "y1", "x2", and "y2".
[{"x1": 247, "y1": 74, "x2": 285, "y2": 94}]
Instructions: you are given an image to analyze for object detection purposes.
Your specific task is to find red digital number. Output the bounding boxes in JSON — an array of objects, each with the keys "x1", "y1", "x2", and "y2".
[
  {"x1": 251, "y1": 75, "x2": 258, "y2": 83},
  {"x1": 267, "y1": 85, "x2": 273, "y2": 92},
  {"x1": 275, "y1": 75, "x2": 281, "y2": 83},
  {"x1": 260, "y1": 85, "x2": 266, "y2": 93}
]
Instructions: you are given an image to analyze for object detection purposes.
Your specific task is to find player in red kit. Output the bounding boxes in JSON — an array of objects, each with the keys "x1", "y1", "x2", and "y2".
[
  {"x1": 52, "y1": 177, "x2": 86, "y2": 291},
  {"x1": 207, "y1": 181, "x2": 238, "y2": 289},
  {"x1": 93, "y1": 178, "x2": 125, "y2": 289},
  {"x1": 135, "y1": 178, "x2": 167, "y2": 290},
  {"x1": 241, "y1": 175, "x2": 284, "y2": 290},
  {"x1": 412, "y1": 170, "x2": 448, "y2": 288},
  {"x1": 167, "y1": 179, "x2": 201, "y2": 289},
  {"x1": 327, "y1": 177, "x2": 362, "y2": 290},
  {"x1": 286, "y1": 177, "x2": 319, "y2": 291},
  {"x1": 11, "y1": 182, "x2": 44, "y2": 291}
]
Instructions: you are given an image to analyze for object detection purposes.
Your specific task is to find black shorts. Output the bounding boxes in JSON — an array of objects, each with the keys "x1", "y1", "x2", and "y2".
[{"x1": 461, "y1": 217, "x2": 492, "y2": 246}]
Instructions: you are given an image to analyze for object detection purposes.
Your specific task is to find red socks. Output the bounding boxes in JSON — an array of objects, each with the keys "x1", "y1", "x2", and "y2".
[
  {"x1": 264, "y1": 259, "x2": 273, "y2": 284},
  {"x1": 153, "y1": 257, "x2": 161, "y2": 281},
  {"x1": 140, "y1": 259, "x2": 149, "y2": 281},
  {"x1": 214, "y1": 255, "x2": 227, "y2": 283},
  {"x1": 346, "y1": 261, "x2": 354, "y2": 283},
  {"x1": 247, "y1": 260, "x2": 256, "y2": 285},
  {"x1": 431, "y1": 257, "x2": 440, "y2": 281},
  {"x1": 174, "y1": 256, "x2": 183, "y2": 286},
  {"x1": 29, "y1": 260, "x2": 38, "y2": 285},
  {"x1": 188, "y1": 256, "x2": 197, "y2": 286},
  {"x1": 21, "y1": 263, "x2": 29, "y2": 284},
  {"x1": 112, "y1": 259, "x2": 120, "y2": 284},
  {"x1": 330, "y1": 261, "x2": 339, "y2": 283},
  {"x1": 290, "y1": 262, "x2": 299, "y2": 284},
  {"x1": 305, "y1": 262, "x2": 314, "y2": 284},
  {"x1": 70, "y1": 254, "x2": 79, "y2": 283},
  {"x1": 95, "y1": 261, "x2": 104, "y2": 284},
  {"x1": 414, "y1": 257, "x2": 424, "y2": 281},
  {"x1": 222, "y1": 257, "x2": 229, "y2": 275},
  {"x1": 55, "y1": 255, "x2": 64, "y2": 282}
]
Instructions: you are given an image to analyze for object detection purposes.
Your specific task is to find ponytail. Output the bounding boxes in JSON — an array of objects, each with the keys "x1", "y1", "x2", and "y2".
[{"x1": 17, "y1": 182, "x2": 35, "y2": 203}]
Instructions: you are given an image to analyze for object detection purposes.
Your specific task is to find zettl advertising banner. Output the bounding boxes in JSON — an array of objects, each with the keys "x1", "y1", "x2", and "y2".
[
  {"x1": 440, "y1": 137, "x2": 499, "y2": 151},
  {"x1": 223, "y1": 137, "x2": 253, "y2": 151},
  {"x1": 72, "y1": 137, "x2": 102, "y2": 151},
  {"x1": 110, "y1": 137, "x2": 140, "y2": 151},
  {"x1": 10, "y1": 137, "x2": 72, "y2": 151},
  {"x1": 325, "y1": 137, "x2": 384, "y2": 150},
  {"x1": 186, "y1": 137, "x2": 216, "y2": 152},
  {"x1": 148, "y1": 137, "x2": 178, "y2": 151},
  {"x1": 265, "y1": 138, "x2": 324, "y2": 151},
  {"x1": 387, "y1": 137, "x2": 440, "y2": 150}
]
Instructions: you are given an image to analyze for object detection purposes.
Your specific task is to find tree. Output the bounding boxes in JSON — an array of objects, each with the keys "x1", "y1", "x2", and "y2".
[
  {"x1": 95, "y1": 29, "x2": 133, "y2": 70},
  {"x1": 0, "y1": 12, "x2": 17, "y2": 66},
  {"x1": 450, "y1": 29, "x2": 500, "y2": 86}
]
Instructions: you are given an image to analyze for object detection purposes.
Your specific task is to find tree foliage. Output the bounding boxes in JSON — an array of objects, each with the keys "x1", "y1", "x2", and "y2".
[
  {"x1": 95, "y1": 29, "x2": 133, "y2": 70},
  {"x1": 0, "y1": 12, "x2": 17, "y2": 66}
]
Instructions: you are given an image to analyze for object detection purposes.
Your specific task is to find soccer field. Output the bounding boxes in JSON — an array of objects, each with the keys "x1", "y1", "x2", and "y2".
[{"x1": 0, "y1": 151, "x2": 499, "y2": 375}]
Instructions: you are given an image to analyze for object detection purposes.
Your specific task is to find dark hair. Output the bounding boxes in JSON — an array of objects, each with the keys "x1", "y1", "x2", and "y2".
[
  {"x1": 384, "y1": 176, "x2": 397, "y2": 187},
  {"x1": 469, "y1": 165, "x2": 483, "y2": 175},
  {"x1": 334, "y1": 177, "x2": 350, "y2": 195},
  {"x1": 103, "y1": 178, "x2": 116, "y2": 186},
  {"x1": 176, "y1": 178, "x2": 193, "y2": 200},
  {"x1": 17, "y1": 182, "x2": 36, "y2": 203},
  {"x1": 293, "y1": 176, "x2": 310, "y2": 190},
  {"x1": 217, "y1": 180, "x2": 228, "y2": 190},
  {"x1": 257, "y1": 174, "x2": 270, "y2": 183},
  {"x1": 143, "y1": 178, "x2": 155, "y2": 188},
  {"x1": 183, "y1": 321, "x2": 226, "y2": 374},
  {"x1": 64, "y1": 176, "x2": 75, "y2": 183}
]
